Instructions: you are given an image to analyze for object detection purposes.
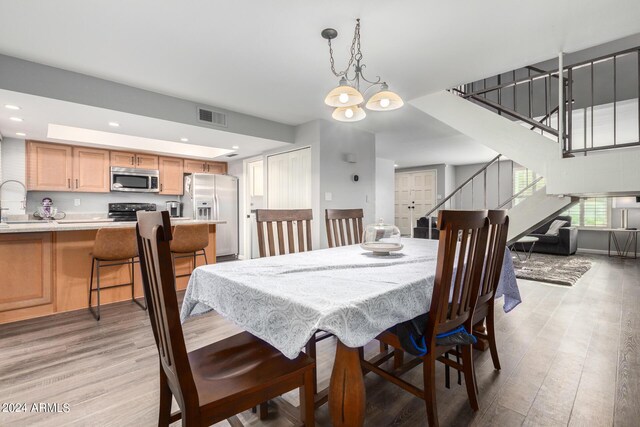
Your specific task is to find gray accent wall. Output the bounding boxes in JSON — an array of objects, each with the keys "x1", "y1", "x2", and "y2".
[{"x1": 0, "y1": 54, "x2": 296, "y2": 144}]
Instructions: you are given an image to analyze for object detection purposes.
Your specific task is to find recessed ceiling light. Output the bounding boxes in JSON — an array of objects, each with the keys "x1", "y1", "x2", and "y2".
[
  {"x1": 232, "y1": 145, "x2": 239, "y2": 149},
  {"x1": 108, "y1": 121, "x2": 120, "y2": 127},
  {"x1": 394, "y1": 164, "x2": 399, "y2": 168},
  {"x1": 180, "y1": 137, "x2": 189, "y2": 142},
  {"x1": 4, "y1": 104, "x2": 20, "y2": 110},
  {"x1": 16, "y1": 132, "x2": 26, "y2": 136},
  {"x1": 9, "y1": 117, "x2": 23, "y2": 122}
]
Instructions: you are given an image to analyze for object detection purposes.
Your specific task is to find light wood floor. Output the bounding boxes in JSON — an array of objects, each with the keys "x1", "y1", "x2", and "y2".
[{"x1": 1, "y1": 255, "x2": 638, "y2": 426}]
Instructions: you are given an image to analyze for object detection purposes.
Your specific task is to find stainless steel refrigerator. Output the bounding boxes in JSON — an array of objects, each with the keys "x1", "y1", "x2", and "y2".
[{"x1": 183, "y1": 173, "x2": 238, "y2": 258}]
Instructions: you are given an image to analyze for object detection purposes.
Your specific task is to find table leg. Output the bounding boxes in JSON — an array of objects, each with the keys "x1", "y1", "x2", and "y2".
[{"x1": 329, "y1": 340, "x2": 366, "y2": 427}]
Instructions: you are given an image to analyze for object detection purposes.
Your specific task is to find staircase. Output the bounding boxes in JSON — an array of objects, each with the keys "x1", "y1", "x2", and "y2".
[
  {"x1": 415, "y1": 48, "x2": 640, "y2": 242},
  {"x1": 411, "y1": 48, "x2": 640, "y2": 196},
  {"x1": 422, "y1": 154, "x2": 577, "y2": 244}
]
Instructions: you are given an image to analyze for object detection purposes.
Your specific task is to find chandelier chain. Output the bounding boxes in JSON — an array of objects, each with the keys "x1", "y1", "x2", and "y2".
[{"x1": 327, "y1": 19, "x2": 360, "y2": 78}]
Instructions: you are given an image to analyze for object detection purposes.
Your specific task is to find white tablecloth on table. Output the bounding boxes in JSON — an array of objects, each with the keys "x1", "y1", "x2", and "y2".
[{"x1": 181, "y1": 238, "x2": 521, "y2": 359}]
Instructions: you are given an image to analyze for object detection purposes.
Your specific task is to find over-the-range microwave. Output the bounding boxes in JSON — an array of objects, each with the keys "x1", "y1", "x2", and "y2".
[{"x1": 110, "y1": 167, "x2": 159, "y2": 193}]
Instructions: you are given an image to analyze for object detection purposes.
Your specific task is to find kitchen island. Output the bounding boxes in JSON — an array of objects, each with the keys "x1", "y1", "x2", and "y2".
[{"x1": 0, "y1": 218, "x2": 224, "y2": 324}]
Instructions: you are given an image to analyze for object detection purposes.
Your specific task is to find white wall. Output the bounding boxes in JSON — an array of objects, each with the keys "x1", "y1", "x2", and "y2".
[
  {"x1": 318, "y1": 120, "x2": 375, "y2": 248},
  {"x1": 375, "y1": 158, "x2": 395, "y2": 224}
]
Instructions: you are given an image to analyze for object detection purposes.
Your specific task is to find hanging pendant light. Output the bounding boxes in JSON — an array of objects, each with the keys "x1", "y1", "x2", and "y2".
[
  {"x1": 321, "y1": 19, "x2": 403, "y2": 122},
  {"x1": 332, "y1": 105, "x2": 366, "y2": 122},
  {"x1": 365, "y1": 83, "x2": 404, "y2": 111},
  {"x1": 324, "y1": 77, "x2": 364, "y2": 107}
]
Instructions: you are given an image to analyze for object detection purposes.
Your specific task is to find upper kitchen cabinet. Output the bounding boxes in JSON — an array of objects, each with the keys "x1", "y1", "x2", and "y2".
[
  {"x1": 73, "y1": 147, "x2": 110, "y2": 192},
  {"x1": 206, "y1": 162, "x2": 227, "y2": 174},
  {"x1": 184, "y1": 159, "x2": 207, "y2": 173},
  {"x1": 135, "y1": 153, "x2": 159, "y2": 170},
  {"x1": 158, "y1": 157, "x2": 184, "y2": 195},
  {"x1": 110, "y1": 151, "x2": 136, "y2": 168},
  {"x1": 111, "y1": 152, "x2": 158, "y2": 170},
  {"x1": 27, "y1": 141, "x2": 74, "y2": 191},
  {"x1": 184, "y1": 160, "x2": 227, "y2": 174}
]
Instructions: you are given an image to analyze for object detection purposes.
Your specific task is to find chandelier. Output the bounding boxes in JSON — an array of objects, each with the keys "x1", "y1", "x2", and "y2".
[{"x1": 322, "y1": 19, "x2": 404, "y2": 122}]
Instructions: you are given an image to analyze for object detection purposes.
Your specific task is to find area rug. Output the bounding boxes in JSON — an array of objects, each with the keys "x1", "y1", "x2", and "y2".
[{"x1": 511, "y1": 253, "x2": 593, "y2": 286}]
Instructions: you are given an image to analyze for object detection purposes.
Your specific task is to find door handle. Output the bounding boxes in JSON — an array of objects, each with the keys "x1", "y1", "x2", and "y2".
[
  {"x1": 68, "y1": 178, "x2": 71, "y2": 188},
  {"x1": 131, "y1": 156, "x2": 134, "y2": 165},
  {"x1": 75, "y1": 179, "x2": 79, "y2": 189}
]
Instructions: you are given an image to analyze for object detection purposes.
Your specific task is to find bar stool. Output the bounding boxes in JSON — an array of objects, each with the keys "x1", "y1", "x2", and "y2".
[
  {"x1": 88, "y1": 227, "x2": 146, "y2": 321},
  {"x1": 170, "y1": 223, "x2": 210, "y2": 280}
]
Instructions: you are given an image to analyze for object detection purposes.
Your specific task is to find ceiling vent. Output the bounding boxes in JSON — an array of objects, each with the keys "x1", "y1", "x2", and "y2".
[
  {"x1": 226, "y1": 153, "x2": 238, "y2": 158},
  {"x1": 198, "y1": 107, "x2": 227, "y2": 127}
]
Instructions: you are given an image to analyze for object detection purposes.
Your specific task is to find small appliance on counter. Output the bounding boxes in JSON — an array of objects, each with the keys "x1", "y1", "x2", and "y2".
[
  {"x1": 166, "y1": 200, "x2": 182, "y2": 218},
  {"x1": 34, "y1": 197, "x2": 66, "y2": 221},
  {"x1": 107, "y1": 202, "x2": 156, "y2": 222},
  {"x1": 183, "y1": 173, "x2": 238, "y2": 258}
]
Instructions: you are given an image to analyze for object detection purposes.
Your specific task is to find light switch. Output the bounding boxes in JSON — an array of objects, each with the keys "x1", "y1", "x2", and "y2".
[
  {"x1": 74, "y1": 198, "x2": 81, "y2": 207},
  {"x1": 325, "y1": 192, "x2": 332, "y2": 201}
]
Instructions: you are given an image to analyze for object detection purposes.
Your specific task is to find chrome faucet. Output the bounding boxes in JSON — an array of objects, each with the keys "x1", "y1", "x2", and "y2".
[{"x1": 0, "y1": 180, "x2": 27, "y2": 226}]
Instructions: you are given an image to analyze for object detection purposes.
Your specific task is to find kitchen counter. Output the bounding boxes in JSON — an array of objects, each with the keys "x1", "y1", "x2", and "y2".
[
  {"x1": 0, "y1": 218, "x2": 221, "y2": 324},
  {"x1": 0, "y1": 218, "x2": 226, "y2": 234}
]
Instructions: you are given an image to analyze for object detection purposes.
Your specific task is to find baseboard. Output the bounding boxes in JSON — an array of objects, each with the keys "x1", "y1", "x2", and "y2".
[{"x1": 577, "y1": 248, "x2": 609, "y2": 256}]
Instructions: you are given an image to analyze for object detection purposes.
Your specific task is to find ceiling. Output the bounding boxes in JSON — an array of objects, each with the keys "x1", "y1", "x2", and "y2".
[
  {"x1": 0, "y1": 90, "x2": 289, "y2": 159},
  {"x1": 1, "y1": 0, "x2": 639, "y2": 165}
]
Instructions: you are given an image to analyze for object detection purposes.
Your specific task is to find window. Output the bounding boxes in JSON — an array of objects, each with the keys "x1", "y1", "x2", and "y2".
[
  {"x1": 513, "y1": 165, "x2": 609, "y2": 228},
  {"x1": 562, "y1": 198, "x2": 610, "y2": 228},
  {"x1": 512, "y1": 166, "x2": 545, "y2": 206}
]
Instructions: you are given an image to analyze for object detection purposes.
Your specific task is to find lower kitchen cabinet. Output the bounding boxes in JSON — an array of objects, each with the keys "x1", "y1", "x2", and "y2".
[{"x1": 0, "y1": 233, "x2": 54, "y2": 320}]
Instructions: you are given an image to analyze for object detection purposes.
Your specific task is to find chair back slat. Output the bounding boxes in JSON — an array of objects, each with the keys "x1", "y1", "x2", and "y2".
[
  {"x1": 478, "y1": 210, "x2": 510, "y2": 303},
  {"x1": 428, "y1": 210, "x2": 490, "y2": 337},
  {"x1": 136, "y1": 211, "x2": 196, "y2": 405},
  {"x1": 325, "y1": 209, "x2": 365, "y2": 248},
  {"x1": 256, "y1": 209, "x2": 313, "y2": 257}
]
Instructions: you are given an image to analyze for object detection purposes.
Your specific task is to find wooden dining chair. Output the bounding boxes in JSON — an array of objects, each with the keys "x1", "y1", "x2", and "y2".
[
  {"x1": 255, "y1": 208, "x2": 328, "y2": 400},
  {"x1": 136, "y1": 210, "x2": 315, "y2": 427},
  {"x1": 473, "y1": 210, "x2": 509, "y2": 370},
  {"x1": 255, "y1": 209, "x2": 313, "y2": 257},
  {"x1": 362, "y1": 210, "x2": 490, "y2": 426},
  {"x1": 325, "y1": 208, "x2": 364, "y2": 248}
]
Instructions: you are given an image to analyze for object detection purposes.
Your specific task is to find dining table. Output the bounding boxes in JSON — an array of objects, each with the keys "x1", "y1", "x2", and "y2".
[{"x1": 181, "y1": 237, "x2": 521, "y2": 426}]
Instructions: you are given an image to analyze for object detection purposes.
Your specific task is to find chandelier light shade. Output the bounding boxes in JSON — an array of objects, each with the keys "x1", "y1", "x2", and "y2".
[
  {"x1": 325, "y1": 77, "x2": 364, "y2": 107},
  {"x1": 321, "y1": 19, "x2": 403, "y2": 122},
  {"x1": 332, "y1": 105, "x2": 367, "y2": 122},
  {"x1": 366, "y1": 86, "x2": 404, "y2": 111}
]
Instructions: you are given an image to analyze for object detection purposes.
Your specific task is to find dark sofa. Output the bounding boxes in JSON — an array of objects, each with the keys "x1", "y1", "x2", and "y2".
[{"x1": 522, "y1": 215, "x2": 578, "y2": 256}]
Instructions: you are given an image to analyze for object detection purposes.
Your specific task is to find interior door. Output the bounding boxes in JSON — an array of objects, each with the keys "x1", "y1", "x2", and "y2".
[
  {"x1": 395, "y1": 170, "x2": 437, "y2": 236},
  {"x1": 267, "y1": 148, "x2": 311, "y2": 209},
  {"x1": 246, "y1": 159, "x2": 264, "y2": 259},
  {"x1": 395, "y1": 173, "x2": 412, "y2": 235}
]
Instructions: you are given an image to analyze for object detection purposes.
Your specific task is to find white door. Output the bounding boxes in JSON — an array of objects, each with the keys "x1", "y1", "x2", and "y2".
[
  {"x1": 267, "y1": 148, "x2": 312, "y2": 209},
  {"x1": 245, "y1": 158, "x2": 264, "y2": 259},
  {"x1": 395, "y1": 170, "x2": 437, "y2": 236}
]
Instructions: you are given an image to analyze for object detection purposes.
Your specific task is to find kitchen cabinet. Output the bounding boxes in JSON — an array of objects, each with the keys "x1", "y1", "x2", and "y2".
[
  {"x1": 110, "y1": 151, "x2": 136, "y2": 167},
  {"x1": 158, "y1": 157, "x2": 184, "y2": 195},
  {"x1": 27, "y1": 141, "x2": 74, "y2": 191},
  {"x1": 184, "y1": 160, "x2": 227, "y2": 174},
  {"x1": 206, "y1": 162, "x2": 227, "y2": 174},
  {"x1": 184, "y1": 159, "x2": 207, "y2": 173},
  {"x1": 73, "y1": 147, "x2": 110, "y2": 192},
  {"x1": 111, "y1": 151, "x2": 158, "y2": 170},
  {"x1": 0, "y1": 232, "x2": 53, "y2": 313},
  {"x1": 135, "y1": 153, "x2": 159, "y2": 170}
]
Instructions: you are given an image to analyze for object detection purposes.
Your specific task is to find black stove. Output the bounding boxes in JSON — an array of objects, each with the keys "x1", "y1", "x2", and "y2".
[{"x1": 108, "y1": 203, "x2": 157, "y2": 222}]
